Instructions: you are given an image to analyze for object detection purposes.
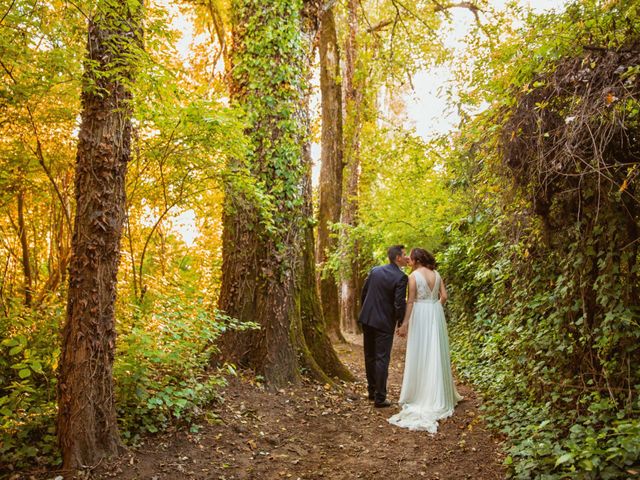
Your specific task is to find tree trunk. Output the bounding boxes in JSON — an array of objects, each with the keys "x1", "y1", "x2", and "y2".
[
  {"x1": 298, "y1": 69, "x2": 353, "y2": 381},
  {"x1": 57, "y1": 1, "x2": 142, "y2": 470},
  {"x1": 17, "y1": 189, "x2": 32, "y2": 307},
  {"x1": 340, "y1": 0, "x2": 364, "y2": 334},
  {"x1": 218, "y1": 0, "x2": 351, "y2": 386},
  {"x1": 36, "y1": 179, "x2": 71, "y2": 303},
  {"x1": 316, "y1": 6, "x2": 345, "y2": 342},
  {"x1": 218, "y1": 0, "x2": 310, "y2": 386}
]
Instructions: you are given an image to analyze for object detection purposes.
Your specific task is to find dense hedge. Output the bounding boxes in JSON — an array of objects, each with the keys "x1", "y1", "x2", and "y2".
[{"x1": 439, "y1": 2, "x2": 640, "y2": 477}]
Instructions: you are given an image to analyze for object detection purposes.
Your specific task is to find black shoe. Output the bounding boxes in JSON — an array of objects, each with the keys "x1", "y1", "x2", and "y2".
[
  {"x1": 368, "y1": 394, "x2": 375, "y2": 401},
  {"x1": 374, "y1": 399, "x2": 392, "y2": 408}
]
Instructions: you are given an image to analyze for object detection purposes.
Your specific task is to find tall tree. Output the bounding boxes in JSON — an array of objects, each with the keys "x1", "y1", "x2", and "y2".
[
  {"x1": 340, "y1": 0, "x2": 365, "y2": 334},
  {"x1": 316, "y1": 4, "x2": 345, "y2": 342},
  {"x1": 57, "y1": 0, "x2": 143, "y2": 469},
  {"x1": 298, "y1": 1, "x2": 352, "y2": 380},
  {"x1": 217, "y1": 0, "x2": 350, "y2": 385}
]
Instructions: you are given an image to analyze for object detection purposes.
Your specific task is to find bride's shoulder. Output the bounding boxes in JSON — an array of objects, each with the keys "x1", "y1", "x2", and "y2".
[{"x1": 409, "y1": 270, "x2": 424, "y2": 282}]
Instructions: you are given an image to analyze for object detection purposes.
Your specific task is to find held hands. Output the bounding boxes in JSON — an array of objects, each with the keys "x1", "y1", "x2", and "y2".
[{"x1": 396, "y1": 323, "x2": 408, "y2": 338}]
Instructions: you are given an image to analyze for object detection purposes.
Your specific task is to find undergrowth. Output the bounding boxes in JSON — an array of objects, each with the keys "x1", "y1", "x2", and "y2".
[{"x1": 0, "y1": 285, "x2": 254, "y2": 470}]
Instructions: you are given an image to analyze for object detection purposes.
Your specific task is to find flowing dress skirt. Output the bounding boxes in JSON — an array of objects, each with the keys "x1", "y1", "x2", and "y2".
[{"x1": 388, "y1": 299, "x2": 462, "y2": 433}]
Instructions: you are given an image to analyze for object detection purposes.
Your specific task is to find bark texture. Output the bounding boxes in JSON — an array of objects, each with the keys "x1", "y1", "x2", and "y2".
[
  {"x1": 57, "y1": 1, "x2": 141, "y2": 470},
  {"x1": 218, "y1": 0, "x2": 314, "y2": 386},
  {"x1": 340, "y1": 0, "x2": 364, "y2": 334},
  {"x1": 218, "y1": 0, "x2": 351, "y2": 386},
  {"x1": 298, "y1": 109, "x2": 353, "y2": 382},
  {"x1": 316, "y1": 6, "x2": 345, "y2": 342}
]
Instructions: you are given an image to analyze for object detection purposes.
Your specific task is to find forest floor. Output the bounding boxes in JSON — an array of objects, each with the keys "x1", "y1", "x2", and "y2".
[{"x1": 91, "y1": 335, "x2": 505, "y2": 480}]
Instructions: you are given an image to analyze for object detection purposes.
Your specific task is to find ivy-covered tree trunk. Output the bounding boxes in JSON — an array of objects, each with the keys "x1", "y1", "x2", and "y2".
[
  {"x1": 218, "y1": 0, "x2": 350, "y2": 386},
  {"x1": 17, "y1": 189, "x2": 32, "y2": 307},
  {"x1": 340, "y1": 0, "x2": 364, "y2": 334},
  {"x1": 57, "y1": 1, "x2": 142, "y2": 470},
  {"x1": 316, "y1": 6, "x2": 345, "y2": 342}
]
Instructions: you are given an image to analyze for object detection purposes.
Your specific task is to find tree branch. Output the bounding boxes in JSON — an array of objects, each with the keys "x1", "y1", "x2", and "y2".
[
  {"x1": 0, "y1": 59, "x2": 73, "y2": 231},
  {"x1": 0, "y1": 0, "x2": 16, "y2": 26},
  {"x1": 432, "y1": 1, "x2": 481, "y2": 14},
  {"x1": 390, "y1": 0, "x2": 436, "y2": 34},
  {"x1": 366, "y1": 19, "x2": 393, "y2": 33},
  {"x1": 205, "y1": 0, "x2": 230, "y2": 75},
  {"x1": 430, "y1": 0, "x2": 488, "y2": 36}
]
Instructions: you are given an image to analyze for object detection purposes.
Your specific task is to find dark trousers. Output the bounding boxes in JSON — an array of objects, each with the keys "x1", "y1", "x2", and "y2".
[{"x1": 362, "y1": 324, "x2": 394, "y2": 403}]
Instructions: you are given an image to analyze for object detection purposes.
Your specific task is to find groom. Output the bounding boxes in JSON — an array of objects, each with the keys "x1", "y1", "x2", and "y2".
[{"x1": 358, "y1": 245, "x2": 408, "y2": 408}]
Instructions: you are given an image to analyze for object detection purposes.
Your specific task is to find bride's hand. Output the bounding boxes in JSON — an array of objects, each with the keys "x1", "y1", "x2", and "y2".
[{"x1": 397, "y1": 324, "x2": 408, "y2": 338}]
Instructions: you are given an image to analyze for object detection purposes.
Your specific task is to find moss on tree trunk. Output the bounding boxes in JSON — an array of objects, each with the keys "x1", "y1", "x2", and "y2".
[
  {"x1": 317, "y1": 6, "x2": 345, "y2": 342},
  {"x1": 218, "y1": 0, "x2": 351, "y2": 387}
]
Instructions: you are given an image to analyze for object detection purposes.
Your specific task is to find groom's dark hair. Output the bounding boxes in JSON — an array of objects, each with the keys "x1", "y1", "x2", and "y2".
[{"x1": 387, "y1": 245, "x2": 405, "y2": 263}]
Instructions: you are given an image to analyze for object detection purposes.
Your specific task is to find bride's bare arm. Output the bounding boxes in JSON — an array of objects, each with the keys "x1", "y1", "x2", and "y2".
[
  {"x1": 439, "y1": 277, "x2": 448, "y2": 305},
  {"x1": 398, "y1": 274, "x2": 416, "y2": 336}
]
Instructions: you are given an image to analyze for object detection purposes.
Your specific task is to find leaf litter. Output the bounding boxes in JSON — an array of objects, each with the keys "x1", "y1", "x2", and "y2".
[{"x1": 92, "y1": 334, "x2": 505, "y2": 480}]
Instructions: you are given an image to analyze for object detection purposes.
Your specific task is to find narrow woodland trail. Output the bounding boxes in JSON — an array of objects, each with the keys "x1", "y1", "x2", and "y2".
[{"x1": 96, "y1": 335, "x2": 505, "y2": 480}]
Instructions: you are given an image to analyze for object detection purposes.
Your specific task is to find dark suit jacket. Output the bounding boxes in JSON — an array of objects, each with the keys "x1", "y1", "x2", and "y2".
[{"x1": 358, "y1": 263, "x2": 408, "y2": 334}]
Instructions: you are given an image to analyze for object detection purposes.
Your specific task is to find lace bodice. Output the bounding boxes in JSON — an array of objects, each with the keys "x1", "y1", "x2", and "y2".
[{"x1": 414, "y1": 270, "x2": 440, "y2": 302}]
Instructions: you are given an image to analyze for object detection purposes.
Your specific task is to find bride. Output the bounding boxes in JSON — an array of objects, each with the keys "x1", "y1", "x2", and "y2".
[{"x1": 388, "y1": 247, "x2": 462, "y2": 433}]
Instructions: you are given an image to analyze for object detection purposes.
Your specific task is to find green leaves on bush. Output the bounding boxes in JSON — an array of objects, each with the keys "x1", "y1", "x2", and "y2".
[
  {"x1": 0, "y1": 303, "x2": 63, "y2": 468},
  {"x1": 114, "y1": 294, "x2": 257, "y2": 442},
  {"x1": 0, "y1": 290, "x2": 257, "y2": 468}
]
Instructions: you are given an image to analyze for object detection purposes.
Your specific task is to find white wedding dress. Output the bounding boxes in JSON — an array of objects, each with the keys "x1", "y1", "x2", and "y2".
[{"x1": 388, "y1": 270, "x2": 462, "y2": 433}]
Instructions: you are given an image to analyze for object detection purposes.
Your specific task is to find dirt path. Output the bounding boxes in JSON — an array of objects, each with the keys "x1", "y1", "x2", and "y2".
[{"x1": 95, "y1": 334, "x2": 505, "y2": 480}]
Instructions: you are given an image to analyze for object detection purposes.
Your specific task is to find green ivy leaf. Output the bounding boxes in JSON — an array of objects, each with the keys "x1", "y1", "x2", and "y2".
[{"x1": 9, "y1": 345, "x2": 23, "y2": 356}]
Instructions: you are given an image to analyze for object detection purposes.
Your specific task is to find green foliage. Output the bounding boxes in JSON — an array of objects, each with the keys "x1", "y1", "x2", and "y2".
[
  {"x1": 226, "y1": 0, "x2": 308, "y2": 253},
  {"x1": 2, "y1": 0, "x2": 639, "y2": 475},
  {"x1": 435, "y1": 2, "x2": 640, "y2": 477},
  {"x1": 0, "y1": 0, "x2": 249, "y2": 470},
  {"x1": 0, "y1": 279, "x2": 257, "y2": 469},
  {"x1": 359, "y1": 128, "x2": 463, "y2": 255},
  {"x1": 350, "y1": 1, "x2": 640, "y2": 478},
  {"x1": 114, "y1": 283, "x2": 257, "y2": 442},
  {"x1": 332, "y1": 126, "x2": 463, "y2": 273},
  {"x1": 441, "y1": 210, "x2": 640, "y2": 479},
  {"x1": 0, "y1": 303, "x2": 63, "y2": 468}
]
